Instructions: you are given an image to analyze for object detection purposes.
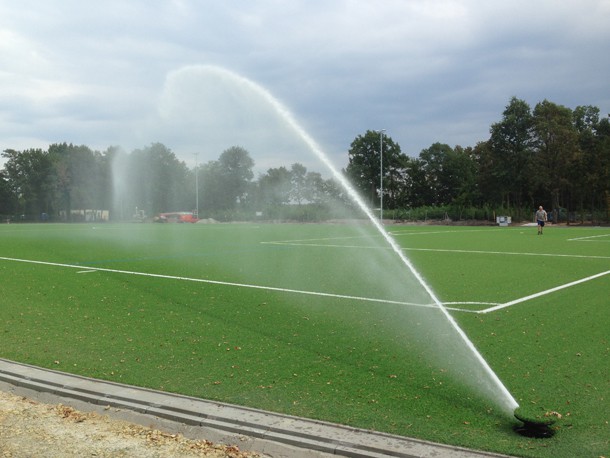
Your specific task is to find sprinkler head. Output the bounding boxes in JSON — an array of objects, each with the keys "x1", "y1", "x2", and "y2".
[{"x1": 513, "y1": 408, "x2": 556, "y2": 438}]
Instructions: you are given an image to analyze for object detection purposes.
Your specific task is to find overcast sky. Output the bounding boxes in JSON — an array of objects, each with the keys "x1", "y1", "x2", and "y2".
[{"x1": 1, "y1": 0, "x2": 609, "y2": 173}]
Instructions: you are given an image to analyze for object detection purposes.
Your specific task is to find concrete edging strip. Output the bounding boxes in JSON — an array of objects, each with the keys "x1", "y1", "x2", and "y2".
[{"x1": 0, "y1": 358, "x2": 513, "y2": 458}]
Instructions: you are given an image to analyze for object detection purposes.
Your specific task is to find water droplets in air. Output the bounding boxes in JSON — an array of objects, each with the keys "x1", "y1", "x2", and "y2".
[{"x1": 129, "y1": 64, "x2": 519, "y2": 415}]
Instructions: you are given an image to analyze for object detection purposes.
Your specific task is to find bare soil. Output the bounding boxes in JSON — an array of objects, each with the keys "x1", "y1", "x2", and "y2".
[{"x1": 0, "y1": 390, "x2": 265, "y2": 457}]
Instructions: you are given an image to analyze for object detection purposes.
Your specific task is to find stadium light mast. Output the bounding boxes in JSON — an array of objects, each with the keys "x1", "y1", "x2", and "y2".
[
  {"x1": 377, "y1": 129, "x2": 386, "y2": 222},
  {"x1": 194, "y1": 153, "x2": 199, "y2": 217}
]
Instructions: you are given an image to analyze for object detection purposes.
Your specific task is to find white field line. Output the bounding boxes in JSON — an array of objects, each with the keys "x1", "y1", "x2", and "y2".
[
  {"x1": 388, "y1": 228, "x2": 492, "y2": 236},
  {"x1": 0, "y1": 255, "x2": 449, "y2": 310},
  {"x1": 260, "y1": 228, "x2": 493, "y2": 248},
  {"x1": 262, "y1": 241, "x2": 381, "y2": 250},
  {"x1": 445, "y1": 301, "x2": 498, "y2": 306},
  {"x1": 479, "y1": 270, "x2": 610, "y2": 314},
  {"x1": 3, "y1": 253, "x2": 606, "y2": 315},
  {"x1": 262, "y1": 236, "x2": 610, "y2": 314},
  {"x1": 405, "y1": 247, "x2": 610, "y2": 260},
  {"x1": 261, "y1": 228, "x2": 491, "y2": 245},
  {"x1": 263, "y1": 240, "x2": 610, "y2": 261},
  {"x1": 264, "y1": 234, "x2": 374, "y2": 243},
  {"x1": 568, "y1": 233, "x2": 610, "y2": 242}
]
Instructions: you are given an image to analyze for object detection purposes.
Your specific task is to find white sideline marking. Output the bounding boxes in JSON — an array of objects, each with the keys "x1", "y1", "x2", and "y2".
[
  {"x1": 479, "y1": 270, "x2": 610, "y2": 314},
  {"x1": 265, "y1": 234, "x2": 373, "y2": 243},
  {"x1": 568, "y1": 233, "x2": 610, "y2": 242},
  {"x1": 262, "y1": 228, "x2": 488, "y2": 246},
  {"x1": 445, "y1": 301, "x2": 498, "y2": 306},
  {"x1": 3, "y1": 256, "x2": 606, "y2": 315},
  {"x1": 264, "y1": 239, "x2": 610, "y2": 260},
  {"x1": 388, "y1": 229, "x2": 491, "y2": 236},
  {"x1": 263, "y1": 241, "x2": 382, "y2": 250},
  {"x1": 405, "y1": 247, "x2": 610, "y2": 260},
  {"x1": 0, "y1": 256, "x2": 441, "y2": 309},
  {"x1": 262, "y1": 236, "x2": 610, "y2": 314}
]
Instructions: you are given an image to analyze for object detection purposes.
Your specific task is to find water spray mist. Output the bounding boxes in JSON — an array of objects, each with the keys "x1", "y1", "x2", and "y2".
[{"x1": 185, "y1": 65, "x2": 522, "y2": 419}]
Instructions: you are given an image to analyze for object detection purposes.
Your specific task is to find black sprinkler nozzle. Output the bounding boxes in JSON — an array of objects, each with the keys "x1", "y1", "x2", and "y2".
[{"x1": 513, "y1": 409, "x2": 556, "y2": 438}]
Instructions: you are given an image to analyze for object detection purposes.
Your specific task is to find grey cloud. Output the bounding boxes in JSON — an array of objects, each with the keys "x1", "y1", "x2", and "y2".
[{"x1": 0, "y1": 0, "x2": 608, "y2": 170}]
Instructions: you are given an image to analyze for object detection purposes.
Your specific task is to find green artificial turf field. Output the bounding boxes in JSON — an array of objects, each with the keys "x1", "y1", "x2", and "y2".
[{"x1": 0, "y1": 222, "x2": 608, "y2": 457}]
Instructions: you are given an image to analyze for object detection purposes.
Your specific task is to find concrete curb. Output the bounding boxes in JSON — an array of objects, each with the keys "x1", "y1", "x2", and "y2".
[{"x1": 0, "y1": 358, "x2": 513, "y2": 458}]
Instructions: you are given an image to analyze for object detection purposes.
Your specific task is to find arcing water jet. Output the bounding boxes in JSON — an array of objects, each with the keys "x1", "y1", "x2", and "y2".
[{"x1": 168, "y1": 64, "x2": 521, "y2": 416}]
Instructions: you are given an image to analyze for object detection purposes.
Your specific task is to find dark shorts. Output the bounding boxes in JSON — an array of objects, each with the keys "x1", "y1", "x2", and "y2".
[{"x1": 537, "y1": 220, "x2": 545, "y2": 227}]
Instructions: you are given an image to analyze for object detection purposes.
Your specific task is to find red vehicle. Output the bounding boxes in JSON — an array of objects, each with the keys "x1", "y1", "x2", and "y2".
[{"x1": 155, "y1": 212, "x2": 199, "y2": 223}]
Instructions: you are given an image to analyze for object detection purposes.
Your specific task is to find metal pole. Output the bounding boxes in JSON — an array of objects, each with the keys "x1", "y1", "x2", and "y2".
[
  {"x1": 194, "y1": 153, "x2": 199, "y2": 217},
  {"x1": 379, "y1": 129, "x2": 385, "y2": 222}
]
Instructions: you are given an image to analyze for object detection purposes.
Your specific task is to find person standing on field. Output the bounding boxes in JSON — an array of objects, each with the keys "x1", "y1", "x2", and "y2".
[{"x1": 536, "y1": 205, "x2": 548, "y2": 235}]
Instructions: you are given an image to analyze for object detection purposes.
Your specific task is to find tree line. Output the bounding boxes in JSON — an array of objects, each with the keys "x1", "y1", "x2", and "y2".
[
  {"x1": 346, "y1": 97, "x2": 609, "y2": 222},
  {"x1": 0, "y1": 142, "x2": 346, "y2": 222},
  {"x1": 1, "y1": 97, "x2": 609, "y2": 223}
]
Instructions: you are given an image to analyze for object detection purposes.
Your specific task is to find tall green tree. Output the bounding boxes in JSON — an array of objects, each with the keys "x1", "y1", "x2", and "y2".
[
  {"x1": 416, "y1": 143, "x2": 465, "y2": 206},
  {"x1": 1, "y1": 148, "x2": 55, "y2": 219},
  {"x1": 595, "y1": 116, "x2": 610, "y2": 219},
  {"x1": 572, "y1": 106, "x2": 609, "y2": 219},
  {"x1": 126, "y1": 143, "x2": 190, "y2": 217},
  {"x1": 199, "y1": 160, "x2": 224, "y2": 212},
  {"x1": 383, "y1": 152, "x2": 409, "y2": 209},
  {"x1": 426, "y1": 143, "x2": 450, "y2": 205},
  {"x1": 401, "y1": 143, "x2": 477, "y2": 210},
  {"x1": 531, "y1": 100, "x2": 580, "y2": 218},
  {"x1": 218, "y1": 146, "x2": 255, "y2": 208},
  {"x1": 402, "y1": 156, "x2": 430, "y2": 207},
  {"x1": 255, "y1": 166, "x2": 292, "y2": 207},
  {"x1": 48, "y1": 143, "x2": 105, "y2": 220},
  {"x1": 290, "y1": 163, "x2": 307, "y2": 205},
  {"x1": 448, "y1": 145, "x2": 480, "y2": 214},
  {"x1": 200, "y1": 146, "x2": 254, "y2": 212},
  {"x1": 489, "y1": 97, "x2": 534, "y2": 209},
  {"x1": 0, "y1": 170, "x2": 15, "y2": 216},
  {"x1": 471, "y1": 141, "x2": 498, "y2": 206},
  {"x1": 304, "y1": 171, "x2": 337, "y2": 205},
  {"x1": 345, "y1": 130, "x2": 403, "y2": 208}
]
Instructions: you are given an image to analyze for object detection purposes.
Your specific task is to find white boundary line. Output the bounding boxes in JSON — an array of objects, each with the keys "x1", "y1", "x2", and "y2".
[
  {"x1": 262, "y1": 241, "x2": 381, "y2": 250},
  {"x1": 0, "y1": 255, "x2": 443, "y2": 310},
  {"x1": 479, "y1": 270, "x2": 610, "y2": 314},
  {"x1": 264, "y1": 240, "x2": 610, "y2": 260},
  {"x1": 262, "y1": 235, "x2": 610, "y2": 313},
  {"x1": 2, "y1": 255, "x2": 607, "y2": 315},
  {"x1": 568, "y1": 233, "x2": 610, "y2": 242},
  {"x1": 388, "y1": 228, "x2": 491, "y2": 236},
  {"x1": 405, "y1": 247, "x2": 610, "y2": 260}
]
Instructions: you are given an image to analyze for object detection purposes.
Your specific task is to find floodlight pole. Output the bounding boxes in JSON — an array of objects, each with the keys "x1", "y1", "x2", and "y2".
[
  {"x1": 377, "y1": 129, "x2": 385, "y2": 222},
  {"x1": 194, "y1": 153, "x2": 199, "y2": 217}
]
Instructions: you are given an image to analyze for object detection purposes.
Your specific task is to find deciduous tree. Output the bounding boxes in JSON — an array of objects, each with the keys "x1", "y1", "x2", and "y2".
[
  {"x1": 531, "y1": 100, "x2": 580, "y2": 219},
  {"x1": 489, "y1": 97, "x2": 534, "y2": 209},
  {"x1": 345, "y1": 130, "x2": 403, "y2": 208}
]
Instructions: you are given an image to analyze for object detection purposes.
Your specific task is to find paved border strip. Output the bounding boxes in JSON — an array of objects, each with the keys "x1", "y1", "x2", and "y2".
[{"x1": 0, "y1": 358, "x2": 513, "y2": 458}]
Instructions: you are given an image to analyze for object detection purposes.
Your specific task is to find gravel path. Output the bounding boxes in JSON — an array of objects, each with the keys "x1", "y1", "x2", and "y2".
[{"x1": 0, "y1": 390, "x2": 266, "y2": 457}]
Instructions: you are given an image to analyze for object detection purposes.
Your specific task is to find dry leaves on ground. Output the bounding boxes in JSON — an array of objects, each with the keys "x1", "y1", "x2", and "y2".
[{"x1": 0, "y1": 390, "x2": 266, "y2": 457}]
